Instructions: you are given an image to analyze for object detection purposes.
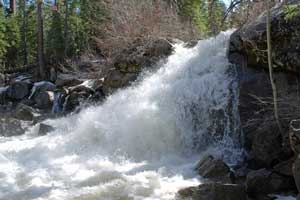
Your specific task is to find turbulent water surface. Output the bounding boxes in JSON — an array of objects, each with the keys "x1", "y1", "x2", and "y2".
[{"x1": 0, "y1": 32, "x2": 243, "y2": 200}]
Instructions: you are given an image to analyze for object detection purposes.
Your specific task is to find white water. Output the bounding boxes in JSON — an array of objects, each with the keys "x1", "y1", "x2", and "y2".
[{"x1": 0, "y1": 32, "x2": 242, "y2": 200}]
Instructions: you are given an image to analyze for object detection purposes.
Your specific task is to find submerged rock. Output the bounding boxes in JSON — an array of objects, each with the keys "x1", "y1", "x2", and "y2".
[
  {"x1": 177, "y1": 182, "x2": 246, "y2": 200},
  {"x1": 37, "y1": 123, "x2": 54, "y2": 136}
]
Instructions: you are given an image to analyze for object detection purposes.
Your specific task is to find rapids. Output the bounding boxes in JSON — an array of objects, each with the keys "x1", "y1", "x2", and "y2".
[{"x1": 0, "y1": 31, "x2": 243, "y2": 200}]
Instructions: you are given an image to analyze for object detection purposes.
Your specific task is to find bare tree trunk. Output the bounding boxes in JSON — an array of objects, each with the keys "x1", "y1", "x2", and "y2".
[
  {"x1": 22, "y1": 0, "x2": 28, "y2": 65},
  {"x1": 37, "y1": 0, "x2": 46, "y2": 79},
  {"x1": 64, "y1": 0, "x2": 69, "y2": 56},
  {"x1": 9, "y1": 0, "x2": 16, "y2": 14},
  {"x1": 267, "y1": 0, "x2": 282, "y2": 132}
]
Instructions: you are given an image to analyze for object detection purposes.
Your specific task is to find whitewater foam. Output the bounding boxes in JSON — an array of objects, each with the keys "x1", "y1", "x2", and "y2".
[{"x1": 0, "y1": 31, "x2": 241, "y2": 200}]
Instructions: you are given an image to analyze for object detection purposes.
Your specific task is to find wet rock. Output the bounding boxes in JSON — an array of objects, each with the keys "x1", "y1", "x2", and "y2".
[
  {"x1": 63, "y1": 85, "x2": 94, "y2": 112},
  {"x1": 246, "y1": 168, "x2": 296, "y2": 196},
  {"x1": 0, "y1": 117, "x2": 27, "y2": 136},
  {"x1": 28, "y1": 81, "x2": 56, "y2": 109},
  {"x1": 7, "y1": 81, "x2": 32, "y2": 100},
  {"x1": 102, "y1": 69, "x2": 137, "y2": 94},
  {"x1": 29, "y1": 81, "x2": 56, "y2": 98},
  {"x1": 177, "y1": 182, "x2": 246, "y2": 200},
  {"x1": 69, "y1": 85, "x2": 95, "y2": 95},
  {"x1": 14, "y1": 104, "x2": 35, "y2": 121},
  {"x1": 34, "y1": 91, "x2": 54, "y2": 109},
  {"x1": 196, "y1": 155, "x2": 231, "y2": 182},
  {"x1": 37, "y1": 123, "x2": 54, "y2": 136}
]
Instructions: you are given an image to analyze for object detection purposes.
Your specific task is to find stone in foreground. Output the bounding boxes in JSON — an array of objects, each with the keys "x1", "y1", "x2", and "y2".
[{"x1": 177, "y1": 182, "x2": 246, "y2": 200}]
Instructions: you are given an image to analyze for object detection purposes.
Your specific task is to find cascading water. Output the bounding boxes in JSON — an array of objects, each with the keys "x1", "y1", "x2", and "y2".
[{"x1": 0, "y1": 31, "x2": 243, "y2": 200}]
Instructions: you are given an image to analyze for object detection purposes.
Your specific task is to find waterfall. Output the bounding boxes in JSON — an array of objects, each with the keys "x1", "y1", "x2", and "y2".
[{"x1": 0, "y1": 31, "x2": 242, "y2": 200}]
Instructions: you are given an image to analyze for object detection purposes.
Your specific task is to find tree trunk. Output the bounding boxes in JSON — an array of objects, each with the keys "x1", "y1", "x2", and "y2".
[
  {"x1": 37, "y1": 0, "x2": 46, "y2": 79},
  {"x1": 9, "y1": 0, "x2": 16, "y2": 14},
  {"x1": 64, "y1": 0, "x2": 69, "y2": 56},
  {"x1": 22, "y1": 0, "x2": 28, "y2": 65},
  {"x1": 208, "y1": 0, "x2": 217, "y2": 35},
  {"x1": 266, "y1": 0, "x2": 282, "y2": 132}
]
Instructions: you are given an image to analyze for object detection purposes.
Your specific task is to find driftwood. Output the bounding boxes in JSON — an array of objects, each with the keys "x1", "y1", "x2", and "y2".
[{"x1": 1, "y1": 64, "x2": 37, "y2": 74}]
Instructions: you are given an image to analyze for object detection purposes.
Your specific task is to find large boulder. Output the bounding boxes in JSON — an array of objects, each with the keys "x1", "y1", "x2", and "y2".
[
  {"x1": 235, "y1": 65, "x2": 300, "y2": 169},
  {"x1": 29, "y1": 81, "x2": 56, "y2": 98},
  {"x1": 29, "y1": 81, "x2": 56, "y2": 109},
  {"x1": 195, "y1": 155, "x2": 231, "y2": 182},
  {"x1": 14, "y1": 104, "x2": 35, "y2": 121},
  {"x1": 248, "y1": 123, "x2": 282, "y2": 168},
  {"x1": 7, "y1": 81, "x2": 32, "y2": 100},
  {"x1": 246, "y1": 168, "x2": 296, "y2": 197},
  {"x1": 177, "y1": 182, "x2": 246, "y2": 200},
  {"x1": 229, "y1": 0, "x2": 300, "y2": 73},
  {"x1": 34, "y1": 91, "x2": 54, "y2": 109}
]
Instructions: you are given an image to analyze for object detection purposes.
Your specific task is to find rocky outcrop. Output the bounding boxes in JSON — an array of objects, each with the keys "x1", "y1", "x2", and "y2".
[
  {"x1": 103, "y1": 38, "x2": 173, "y2": 94},
  {"x1": 227, "y1": 1, "x2": 300, "y2": 198},
  {"x1": 229, "y1": 0, "x2": 300, "y2": 168},
  {"x1": 177, "y1": 182, "x2": 247, "y2": 200},
  {"x1": 246, "y1": 168, "x2": 296, "y2": 197},
  {"x1": 229, "y1": 0, "x2": 300, "y2": 73}
]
